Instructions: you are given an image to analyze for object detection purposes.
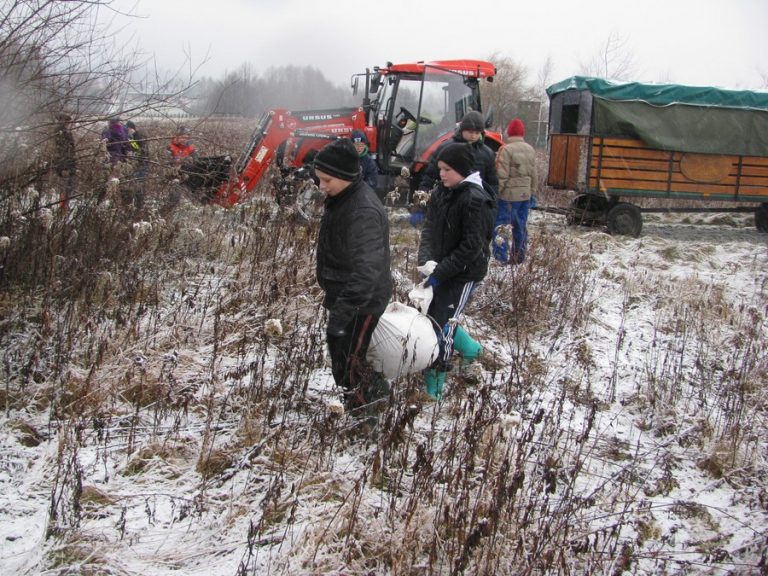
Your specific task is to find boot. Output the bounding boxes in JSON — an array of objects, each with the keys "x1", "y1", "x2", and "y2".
[
  {"x1": 453, "y1": 325, "x2": 482, "y2": 364},
  {"x1": 424, "y1": 368, "x2": 447, "y2": 399}
]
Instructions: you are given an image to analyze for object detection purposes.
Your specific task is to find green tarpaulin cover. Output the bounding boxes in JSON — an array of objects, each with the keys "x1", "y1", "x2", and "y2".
[{"x1": 547, "y1": 76, "x2": 768, "y2": 156}]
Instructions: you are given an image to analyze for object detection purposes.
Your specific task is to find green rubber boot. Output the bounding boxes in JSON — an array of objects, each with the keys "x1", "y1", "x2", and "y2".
[
  {"x1": 424, "y1": 369, "x2": 447, "y2": 399},
  {"x1": 453, "y1": 325, "x2": 482, "y2": 363}
]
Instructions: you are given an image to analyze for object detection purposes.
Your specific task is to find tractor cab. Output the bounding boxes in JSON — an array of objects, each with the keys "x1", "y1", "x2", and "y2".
[
  {"x1": 353, "y1": 60, "x2": 498, "y2": 198},
  {"x1": 215, "y1": 59, "x2": 499, "y2": 207}
]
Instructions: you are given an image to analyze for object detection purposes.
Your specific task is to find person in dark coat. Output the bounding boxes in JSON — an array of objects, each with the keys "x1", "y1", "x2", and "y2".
[
  {"x1": 314, "y1": 138, "x2": 392, "y2": 411},
  {"x1": 350, "y1": 129, "x2": 378, "y2": 190},
  {"x1": 53, "y1": 113, "x2": 76, "y2": 209},
  {"x1": 411, "y1": 110, "x2": 498, "y2": 226},
  {"x1": 417, "y1": 142, "x2": 496, "y2": 399},
  {"x1": 124, "y1": 120, "x2": 149, "y2": 209},
  {"x1": 126, "y1": 121, "x2": 149, "y2": 179}
]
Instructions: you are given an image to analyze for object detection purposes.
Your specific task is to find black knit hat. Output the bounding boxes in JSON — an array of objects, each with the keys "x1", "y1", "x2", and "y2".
[
  {"x1": 459, "y1": 111, "x2": 485, "y2": 132},
  {"x1": 314, "y1": 138, "x2": 360, "y2": 181},
  {"x1": 437, "y1": 143, "x2": 474, "y2": 178}
]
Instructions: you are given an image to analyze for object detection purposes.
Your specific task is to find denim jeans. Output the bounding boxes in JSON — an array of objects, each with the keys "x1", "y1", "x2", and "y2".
[{"x1": 492, "y1": 198, "x2": 530, "y2": 264}]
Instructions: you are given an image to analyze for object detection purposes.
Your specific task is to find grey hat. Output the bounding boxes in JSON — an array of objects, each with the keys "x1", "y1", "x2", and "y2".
[{"x1": 459, "y1": 111, "x2": 485, "y2": 132}]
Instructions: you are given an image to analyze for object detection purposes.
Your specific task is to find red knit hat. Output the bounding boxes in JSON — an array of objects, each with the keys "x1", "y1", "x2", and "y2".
[{"x1": 506, "y1": 119, "x2": 525, "y2": 137}]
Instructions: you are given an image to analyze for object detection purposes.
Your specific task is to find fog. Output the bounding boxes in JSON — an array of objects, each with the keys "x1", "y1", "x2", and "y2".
[{"x1": 110, "y1": 0, "x2": 768, "y2": 90}]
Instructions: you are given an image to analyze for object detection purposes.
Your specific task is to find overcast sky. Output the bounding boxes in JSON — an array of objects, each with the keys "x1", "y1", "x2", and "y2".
[{"x1": 107, "y1": 0, "x2": 767, "y2": 91}]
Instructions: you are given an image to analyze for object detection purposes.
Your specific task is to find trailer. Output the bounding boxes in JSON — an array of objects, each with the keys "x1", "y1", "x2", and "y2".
[{"x1": 545, "y1": 76, "x2": 768, "y2": 236}]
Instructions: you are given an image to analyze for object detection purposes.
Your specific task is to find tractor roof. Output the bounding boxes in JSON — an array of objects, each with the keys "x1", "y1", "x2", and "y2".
[{"x1": 380, "y1": 60, "x2": 496, "y2": 79}]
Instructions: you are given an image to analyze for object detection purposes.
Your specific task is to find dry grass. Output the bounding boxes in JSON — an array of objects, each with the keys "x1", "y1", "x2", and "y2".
[{"x1": 1, "y1": 120, "x2": 766, "y2": 575}]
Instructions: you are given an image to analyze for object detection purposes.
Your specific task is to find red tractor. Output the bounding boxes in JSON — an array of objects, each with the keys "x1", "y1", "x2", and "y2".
[{"x1": 214, "y1": 59, "x2": 502, "y2": 206}]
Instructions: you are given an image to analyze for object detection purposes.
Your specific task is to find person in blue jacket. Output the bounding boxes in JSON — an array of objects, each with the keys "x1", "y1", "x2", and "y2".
[{"x1": 350, "y1": 129, "x2": 378, "y2": 190}]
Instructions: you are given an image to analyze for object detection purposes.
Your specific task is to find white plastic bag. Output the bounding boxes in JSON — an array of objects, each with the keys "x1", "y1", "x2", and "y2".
[
  {"x1": 367, "y1": 302, "x2": 439, "y2": 379},
  {"x1": 408, "y1": 260, "x2": 438, "y2": 314},
  {"x1": 408, "y1": 283, "x2": 433, "y2": 314}
]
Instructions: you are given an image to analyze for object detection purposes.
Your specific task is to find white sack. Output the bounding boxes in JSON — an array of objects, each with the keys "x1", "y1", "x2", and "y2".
[{"x1": 367, "y1": 302, "x2": 439, "y2": 379}]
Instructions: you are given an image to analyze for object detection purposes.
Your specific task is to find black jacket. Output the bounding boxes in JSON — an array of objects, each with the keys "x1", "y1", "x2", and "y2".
[
  {"x1": 317, "y1": 178, "x2": 391, "y2": 330},
  {"x1": 360, "y1": 153, "x2": 378, "y2": 189},
  {"x1": 418, "y1": 173, "x2": 496, "y2": 283},
  {"x1": 418, "y1": 131, "x2": 499, "y2": 194},
  {"x1": 54, "y1": 125, "x2": 76, "y2": 175}
]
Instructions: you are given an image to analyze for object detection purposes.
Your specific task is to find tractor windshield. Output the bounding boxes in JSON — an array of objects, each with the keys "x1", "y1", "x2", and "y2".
[{"x1": 375, "y1": 66, "x2": 479, "y2": 171}]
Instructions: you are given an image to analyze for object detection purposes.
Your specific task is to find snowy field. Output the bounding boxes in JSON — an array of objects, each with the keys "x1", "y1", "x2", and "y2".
[{"x1": 1, "y1": 198, "x2": 766, "y2": 575}]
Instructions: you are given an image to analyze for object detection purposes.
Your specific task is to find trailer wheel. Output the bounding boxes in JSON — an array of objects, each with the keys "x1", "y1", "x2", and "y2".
[
  {"x1": 756, "y1": 203, "x2": 768, "y2": 233},
  {"x1": 607, "y1": 203, "x2": 642, "y2": 237}
]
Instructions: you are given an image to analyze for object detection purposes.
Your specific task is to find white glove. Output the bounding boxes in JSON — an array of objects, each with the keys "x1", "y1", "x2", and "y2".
[{"x1": 417, "y1": 260, "x2": 437, "y2": 278}]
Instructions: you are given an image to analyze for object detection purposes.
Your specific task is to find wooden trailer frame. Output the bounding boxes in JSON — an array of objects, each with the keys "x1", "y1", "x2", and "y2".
[{"x1": 545, "y1": 76, "x2": 768, "y2": 236}]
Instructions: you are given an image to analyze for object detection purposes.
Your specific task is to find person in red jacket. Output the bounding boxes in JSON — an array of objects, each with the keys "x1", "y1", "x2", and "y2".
[{"x1": 167, "y1": 126, "x2": 198, "y2": 168}]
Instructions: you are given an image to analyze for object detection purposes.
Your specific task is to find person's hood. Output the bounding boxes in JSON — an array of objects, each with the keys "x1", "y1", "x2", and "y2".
[
  {"x1": 463, "y1": 171, "x2": 483, "y2": 187},
  {"x1": 446, "y1": 171, "x2": 483, "y2": 192}
]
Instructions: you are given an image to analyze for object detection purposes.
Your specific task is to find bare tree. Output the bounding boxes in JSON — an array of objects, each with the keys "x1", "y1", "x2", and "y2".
[
  {"x1": 201, "y1": 64, "x2": 353, "y2": 118},
  {"x1": 483, "y1": 52, "x2": 534, "y2": 134},
  {"x1": 0, "y1": 1, "x2": 201, "y2": 199},
  {"x1": 579, "y1": 31, "x2": 637, "y2": 81},
  {"x1": 202, "y1": 64, "x2": 265, "y2": 117},
  {"x1": 532, "y1": 56, "x2": 555, "y2": 147},
  {"x1": 261, "y1": 64, "x2": 353, "y2": 110},
  {"x1": 0, "y1": 1, "x2": 135, "y2": 192}
]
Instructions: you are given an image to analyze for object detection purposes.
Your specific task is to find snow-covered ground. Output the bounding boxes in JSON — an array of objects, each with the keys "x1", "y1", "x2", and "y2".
[{"x1": 1, "y1": 201, "x2": 766, "y2": 575}]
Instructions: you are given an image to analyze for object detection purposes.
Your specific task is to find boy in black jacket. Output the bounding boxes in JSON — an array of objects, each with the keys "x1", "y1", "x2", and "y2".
[
  {"x1": 411, "y1": 111, "x2": 498, "y2": 227},
  {"x1": 417, "y1": 143, "x2": 496, "y2": 398},
  {"x1": 314, "y1": 139, "x2": 392, "y2": 410}
]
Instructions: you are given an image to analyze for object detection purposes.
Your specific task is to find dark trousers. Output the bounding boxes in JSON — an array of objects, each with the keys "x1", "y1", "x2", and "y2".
[
  {"x1": 57, "y1": 171, "x2": 76, "y2": 211},
  {"x1": 327, "y1": 313, "x2": 383, "y2": 404}
]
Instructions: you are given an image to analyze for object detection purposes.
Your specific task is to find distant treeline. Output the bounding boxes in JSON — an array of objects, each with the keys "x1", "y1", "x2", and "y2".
[{"x1": 187, "y1": 65, "x2": 357, "y2": 117}]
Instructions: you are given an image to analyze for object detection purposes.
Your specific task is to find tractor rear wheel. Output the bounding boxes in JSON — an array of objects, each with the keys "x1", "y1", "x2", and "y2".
[{"x1": 606, "y1": 203, "x2": 643, "y2": 237}]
